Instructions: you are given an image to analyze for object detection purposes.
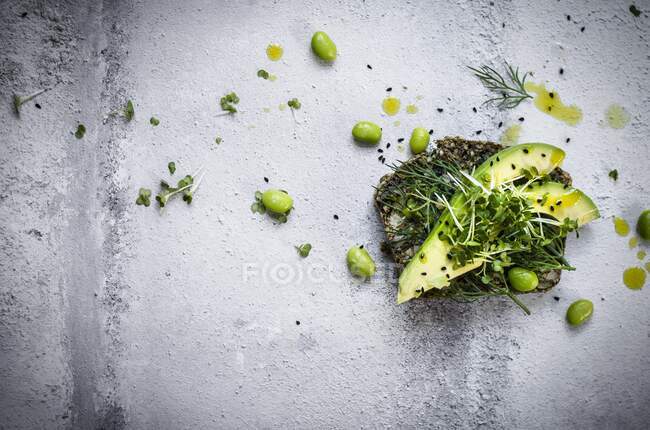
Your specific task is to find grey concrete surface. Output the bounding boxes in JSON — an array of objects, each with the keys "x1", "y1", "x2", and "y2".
[{"x1": 1, "y1": 0, "x2": 649, "y2": 429}]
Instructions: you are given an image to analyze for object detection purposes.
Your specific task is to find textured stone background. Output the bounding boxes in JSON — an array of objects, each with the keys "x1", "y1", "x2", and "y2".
[{"x1": 1, "y1": 0, "x2": 649, "y2": 429}]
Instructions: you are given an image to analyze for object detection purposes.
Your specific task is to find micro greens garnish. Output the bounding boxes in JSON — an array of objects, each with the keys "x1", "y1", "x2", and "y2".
[
  {"x1": 608, "y1": 169, "x2": 618, "y2": 181},
  {"x1": 168, "y1": 162, "x2": 176, "y2": 175},
  {"x1": 220, "y1": 92, "x2": 240, "y2": 114},
  {"x1": 135, "y1": 188, "x2": 152, "y2": 207},
  {"x1": 124, "y1": 100, "x2": 135, "y2": 121},
  {"x1": 75, "y1": 124, "x2": 86, "y2": 139},
  {"x1": 257, "y1": 69, "x2": 270, "y2": 79},
  {"x1": 287, "y1": 98, "x2": 301, "y2": 110},
  {"x1": 215, "y1": 137, "x2": 222, "y2": 145},
  {"x1": 12, "y1": 88, "x2": 48, "y2": 116},
  {"x1": 296, "y1": 243, "x2": 312, "y2": 258},
  {"x1": 468, "y1": 63, "x2": 533, "y2": 109},
  {"x1": 150, "y1": 116, "x2": 160, "y2": 126},
  {"x1": 155, "y1": 167, "x2": 204, "y2": 209},
  {"x1": 251, "y1": 191, "x2": 266, "y2": 214}
]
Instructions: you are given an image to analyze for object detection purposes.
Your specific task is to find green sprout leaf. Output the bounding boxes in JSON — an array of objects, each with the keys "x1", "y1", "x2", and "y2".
[
  {"x1": 220, "y1": 92, "x2": 240, "y2": 114},
  {"x1": 168, "y1": 161, "x2": 176, "y2": 175},
  {"x1": 608, "y1": 169, "x2": 618, "y2": 181},
  {"x1": 257, "y1": 69, "x2": 270, "y2": 79},
  {"x1": 75, "y1": 124, "x2": 86, "y2": 139},
  {"x1": 150, "y1": 116, "x2": 160, "y2": 126},
  {"x1": 287, "y1": 98, "x2": 301, "y2": 110},
  {"x1": 215, "y1": 136, "x2": 222, "y2": 145},
  {"x1": 296, "y1": 243, "x2": 312, "y2": 258},
  {"x1": 12, "y1": 88, "x2": 48, "y2": 116},
  {"x1": 136, "y1": 188, "x2": 152, "y2": 207},
  {"x1": 124, "y1": 100, "x2": 135, "y2": 121}
]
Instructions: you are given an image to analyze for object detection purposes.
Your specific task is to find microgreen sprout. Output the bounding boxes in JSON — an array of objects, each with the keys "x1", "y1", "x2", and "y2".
[
  {"x1": 12, "y1": 88, "x2": 48, "y2": 116},
  {"x1": 108, "y1": 99, "x2": 135, "y2": 121},
  {"x1": 220, "y1": 92, "x2": 240, "y2": 114},
  {"x1": 215, "y1": 137, "x2": 222, "y2": 145},
  {"x1": 136, "y1": 188, "x2": 152, "y2": 207},
  {"x1": 75, "y1": 124, "x2": 86, "y2": 139},
  {"x1": 155, "y1": 166, "x2": 204, "y2": 209},
  {"x1": 251, "y1": 191, "x2": 266, "y2": 214},
  {"x1": 296, "y1": 243, "x2": 312, "y2": 258},
  {"x1": 257, "y1": 69, "x2": 270, "y2": 79},
  {"x1": 168, "y1": 162, "x2": 176, "y2": 175},
  {"x1": 150, "y1": 116, "x2": 160, "y2": 126},
  {"x1": 287, "y1": 98, "x2": 301, "y2": 110}
]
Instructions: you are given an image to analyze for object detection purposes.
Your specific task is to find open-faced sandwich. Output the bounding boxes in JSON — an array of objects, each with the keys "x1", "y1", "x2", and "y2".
[{"x1": 375, "y1": 137, "x2": 599, "y2": 313}]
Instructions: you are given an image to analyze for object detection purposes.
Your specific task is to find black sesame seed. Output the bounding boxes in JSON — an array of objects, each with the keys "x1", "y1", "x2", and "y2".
[
  {"x1": 566, "y1": 138, "x2": 570, "y2": 143},
  {"x1": 421, "y1": 272, "x2": 427, "y2": 276},
  {"x1": 386, "y1": 87, "x2": 392, "y2": 92},
  {"x1": 420, "y1": 253, "x2": 426, "y2": 259},
  {"x1": 446, "y1": 253, "x2": 452, "y2": 260},
  {"x1": 377, "y1": 148, "x2": 383, "y2": 153},
  {"x1": 518, "y1": 117, "x2": 525, "y2": 122},
  {"x1": 556, "y1": 200, "x2": 562, "y2": 206},
  {"x1": 386, "y1": 143, "x2": 391, "y2": 148},
  {"x1": 428, "y1": 129, "x2": 433, "y2": 135},
  {"x1": 580, "y1": 26, "x2": 585, "y2": 32},
  {"x1": 441, "y1": 266, "x2": 447, "y2": 271},
  {"x1": 444, "y1": 220, "x2": 449, "y2": 226},
  {"x1": 333, "y1": 214, "x2": 339, "y2": 220},
  {"x1": 490, "y1": 161, "x2": 494, "y2": 167},
  {"x1": 549, "y1": 92, "x2": 554, "y2": 98},
  {"x1": 563, "y1": 184, "x2": 569, "y2": 189},
  {"x1": 476, "y1": 130, "x2": 482, "y2": 135},
  {"x1": 437, "y1": 108, "x2": 443, "y2": 113},
  {"x1": 498, "y1": 121, "x2": 503, "y2": 128},
  {"x1": 550, "y1": 206, "x2": 555, "y2": 212},
  {"x1": 21, "y1": 11, "x2": 28, "y2": 17},
  {"x1": 35, "y1": 103, "x2": 41, "y2": 109},
  {"x1": 553, "y1": 296, "x2": 560, "y2": 301},
  {"x1": 296, "y1": 320, "x2": 300, "y2": 325},
  {"x1": 523, "y1": 148, "x2": 529, "y2": 154},
  {"x1": 548, "y1": 106, "x2": 552, "y2": 112},
  {"x1": 397, "y1": 138, "x2": 404, "y2": 143},
  {"x1": 567, "y1": 15, "x2": 571, "y2": 21},
  {"x1": 541, "y1": 153, "x2": 547, "y2": 158},
  {"x1": 536, "y1": 199, "x2": 542, "y2": 203},
  {"x1": 559, "y1": 68, "x2": 564, "y2": 75},
  {"x1": 472, "y1": 107, "x2": 477, "y2": 113},
  {"x1": 496, "y1": 156, "x2": 500, "y2": 162},
  {"x1": 367, "y1": 64, "x2": 372, "y2": 69},
  {"x1": 445, "y1": 274, "x2": 450, "y2": 279},
  {"x1": 359, "y1": 244, "x2": 364, "y2": 249},
  {"x1": 511, "y1": 164, "x2": 516, "y2": 170}
]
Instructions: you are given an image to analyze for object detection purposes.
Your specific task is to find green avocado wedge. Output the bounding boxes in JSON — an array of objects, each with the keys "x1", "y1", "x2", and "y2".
[{"x1": 397, "y1": 143, "x2": 598, "y2": 304}]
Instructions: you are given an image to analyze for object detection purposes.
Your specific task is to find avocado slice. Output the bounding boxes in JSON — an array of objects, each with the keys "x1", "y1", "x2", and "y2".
[
  {"x1": 397, "y1": 143, "x2": 575, "y2": 304},
  {"x1": 524, "y1": 181, "x2": 599, "y2": 226}
]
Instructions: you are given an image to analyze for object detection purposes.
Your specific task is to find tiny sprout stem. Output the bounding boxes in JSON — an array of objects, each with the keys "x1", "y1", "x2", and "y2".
[
  {"x1": 506, "y1": 290, "x2": 531, "y2": 315},
  {"x1": 22, "y1": 88, "x2": 48, "y2": 104}
]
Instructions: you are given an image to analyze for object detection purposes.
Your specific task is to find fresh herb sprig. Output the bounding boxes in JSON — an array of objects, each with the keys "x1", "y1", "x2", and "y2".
[
  {"x1": 296, "y1": 243, "x2": 312, "y2": 257},
  {"x1": 220, "y1": 92, "x2": 240, "y2": 114},
  {"x1": 468, "y1": 63, "x2": 533, "y2": 109},
  {"x1": 13, "y1": 88, "x2": 49, "y2": 116}
]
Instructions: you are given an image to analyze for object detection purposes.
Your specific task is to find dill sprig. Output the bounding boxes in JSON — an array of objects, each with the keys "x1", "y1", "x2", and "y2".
[{"x1": 468, "y1": 63, "x2": 533, "y2": 109}]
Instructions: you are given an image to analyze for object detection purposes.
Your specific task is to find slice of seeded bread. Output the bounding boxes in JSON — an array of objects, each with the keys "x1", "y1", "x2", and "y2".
[{"x1": 374, "y1": 136, "x2": 572, "y2": 293}]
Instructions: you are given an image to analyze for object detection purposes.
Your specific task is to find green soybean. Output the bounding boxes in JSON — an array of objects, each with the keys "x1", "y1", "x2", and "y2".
[
  {"x1": 346, "y1": 246, "x2": 376, "y2": 278},
  {"x1": 352, "y1": 121, "x2": 382, "y2": 145},
  {"x1": 311, "y1": 31, "x2": 337, "y2": 62},
  {"x1": 409, "y1": 127, "x2": 430, "y2": 154},
  {"x1": 261, "y1": 189, "x2": 293, "y2": 214},
  {"x1": 507, "y1": 267, "x2": 539, "y2": 292},
  {"x1": 566, "y1": 299, "x2": 593, "y2": 326},
  {"x1": 637, "y1": 210, "x2": 650, "y2": 240}
]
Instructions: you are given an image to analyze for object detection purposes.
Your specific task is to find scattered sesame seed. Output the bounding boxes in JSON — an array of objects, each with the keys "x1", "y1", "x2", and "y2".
[
  {"x1": 549, "y1": 92, "x2": 554, "y2": 98},
  {"x1": 386, "y1": 143, "x2": 391, "y2": 148},
  {"x1": 428, "y1": 129, "x2": 433, "y2": 135},
  {"x1": 35, "y1": 103, "x2": 41, "y2": 109},
  {"x1": 386, "y1": 87, "x2": 392, "y2": 92},
  {"x1": 472, "y1": 107, "x2": 477, "y2": 113},
  {"x1": 498, "y1": 121, "x2": 503, "y2": 128},
  {"x1": 559, "y1": 68, "x2": 564, "y2": 75},
  {"x1": 367, "y1": 64, "x2": 372, "y2": 69},
  {"x1": 553, "y1": 296, "x2": 560, "y2": 301},
  {"x1": 523, "y1": 148, "x2": 529, "y2": 154},
  {"x1": 421, "y1": 272, "x2": 427, "y2": 276},
  {"x1": 296, "y1": 320, "x2": 300, "y2": 325},
  {"x1": 263, "y1": 177, "x2": 269, "y2": 183},
  {"x1": 476, "y1": 130, "x2": 482, "y2": 135},
  {"x1": 377, "y1": 148, "x2": 383, "y2": 153},
  {"x1": 437, "y1": 108, "x2": 443, "y2": 113},
  {"x1": 397, "y1": 138, "x2": 404, "y2": 143},
  {"x1": 333, "y1": 214, "x2": 339, "y2": 220},
  {"x1": 580, "y1": 26, "x2": 585, "y2": 32},
  {"x1": 518, "y1": 117, "x2": 525, "y2": 122},
  {"x1": 566, "y1": 138, "x2": 571, "y2": 143},
  {"x1": 567, "y1": 14, "x2": 571, "y2": 21}
]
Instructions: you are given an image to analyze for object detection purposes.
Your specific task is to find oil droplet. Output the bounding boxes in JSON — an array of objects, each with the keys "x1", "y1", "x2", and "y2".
[
  {"x1": 393, "y1": 120, "x2": 401, "y2": 127},
  {"x1": 269, "y1": 74, "x2": 277, "y2": 82},
  {"x1": 266, "y1": 43, "x2": 283, "y2": 61},
  {"x1": 524, "y1": 82, "x2": 582, "y2": 126},
  {"x1": 605, "y1": 104, "x2": 630, "y2": 129},
  {"x1": 614, "y1": 217, "x2": 630, "y2": 236},
  {"x1": 406, "y1": 104, "x2": 418, "y2": 114},
  {"x1": 623, "y1": 267, "x2": 646, "y2": 290},
  {"x1": 629, "y1": 236, "x2": 639, "y2": 248},
  {"x1": 278, "y1": 103, "x2": 286, "y2": 111},
  {"x1": 382, "y1": 97, "x2": 401, "y2": 116},
  {"x1": 499, "y1": 124, "x2": 521, "y2": 146},
  {"x1": 638, "y1": 250, "x2": 647, "y2": 260}
]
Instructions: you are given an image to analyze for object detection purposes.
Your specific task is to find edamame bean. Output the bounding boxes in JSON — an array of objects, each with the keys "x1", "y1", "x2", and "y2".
[
  {"x1": 409, "y1": 127, "x2": 430, "y2": 154},
  {"x1": 311, "y1": 31, "x2": 337, "y2": 62},
  {"x1": 347, "y1": 246, "x2": 376, "y2": 278},
  {"x1": 566, "y1": 299, "x2": 593, "y2": 326},
  {"x1": 507, "y1": 267, "x2": 539, "y2": 292},
  {"x1": 262, "y1": 189, "x2": 293, "y2": 214},
  {"x1": 352, "y1": 121, "x2": 382, "y2": 145},
  {"x1": 637, "y1": 209, "x2": 650, "y2": 240}
]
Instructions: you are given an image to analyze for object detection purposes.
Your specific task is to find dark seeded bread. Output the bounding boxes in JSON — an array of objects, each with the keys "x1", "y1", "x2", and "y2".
[{"x1": 374, "y1": 136, "x2": 572, "y2": 293}]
